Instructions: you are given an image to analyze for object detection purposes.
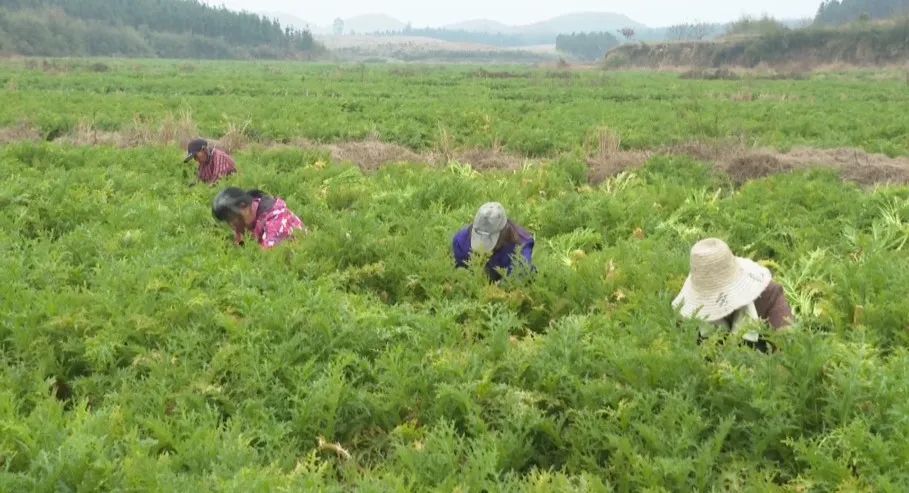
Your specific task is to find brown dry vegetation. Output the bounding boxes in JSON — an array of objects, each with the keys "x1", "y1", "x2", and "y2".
[
  {"x1": 586, "y1": 151, "x2": 653, "y2": 184},
  {"x1": 3, "y1": 122, "x2": 909, "y2": 186},
  {"x1": 780, "y1": 147, "x2": 909, "y2": 185},
  {"x1": 583, "y1": 125, "x2": 652, "y2": 183},
  {"x1": 666, "y1": 141, "x2": 909, "y2": 186},
  {"x1": 0, "y1": 124, "x2": 41, "y2": 144},
  {"x1": 52, "y1": 112, "x2": 199, "y2": 150},
  {"x1": 216, "y1": 120, "x2": 251, "y2": 154},
  {"x1": 451, "y1": 148, "x2": 529, "y2": 171},
  {"x1": 324, "y1": 140, "x2": 423, "y2": 173},
  {"x1": 321, "y1": 141, "x2": 529, "y2": 173}
]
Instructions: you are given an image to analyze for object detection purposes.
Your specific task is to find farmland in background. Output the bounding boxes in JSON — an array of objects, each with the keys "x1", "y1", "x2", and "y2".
[
  {"x1": 315, "y1": 35, "x2": 559, "y2": 64},
  {"x1": 2, "y1": 59, "x2": 909, "y2": 490},
  {"x1": 1, "y1": 60, "x2": 907, "y2": 157}
]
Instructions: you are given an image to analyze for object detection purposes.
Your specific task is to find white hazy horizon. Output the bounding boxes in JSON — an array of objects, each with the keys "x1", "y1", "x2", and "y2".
[{"x1": 207, "y1": 0, "x2": 822, "y2": 28}]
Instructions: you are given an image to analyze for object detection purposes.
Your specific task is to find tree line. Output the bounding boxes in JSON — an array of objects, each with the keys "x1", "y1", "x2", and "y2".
[
  {"x1": 815, "y1": 0, "x2": 909, "y2": 25},
  {"x1": 0, "y1": 0, "x2": 322, "y2": 59},
  {"x1": 555, "y1": 32, "x2": 621, "y2": 61}
]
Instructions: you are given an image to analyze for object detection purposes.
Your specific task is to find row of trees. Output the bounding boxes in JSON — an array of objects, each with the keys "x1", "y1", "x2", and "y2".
[
  {"x1": 725, "y1": 15, "x2": 792, "y2": 37},
  {"x1": 815, "y1": 0, "x2": 909, "y2": 25},
  {"x1": 665, "y1": 22, "x2": 724, "y2": 41},
  {"x1": 0, "y1": 0, "x2": 321, "y2": 58},
  {"x1": 555, "y1": 32, "x2": 620, "y2": 61}
]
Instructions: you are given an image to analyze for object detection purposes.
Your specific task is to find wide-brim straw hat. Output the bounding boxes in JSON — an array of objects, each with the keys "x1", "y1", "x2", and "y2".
[{"x1": 672, "y1": 238, "x2": 771, "y2": 321}]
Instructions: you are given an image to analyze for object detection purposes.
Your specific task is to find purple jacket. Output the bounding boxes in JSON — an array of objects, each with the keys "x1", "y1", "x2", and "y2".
[{"x1": 452, "y1": 225, "x2": 535, "y2": 281}]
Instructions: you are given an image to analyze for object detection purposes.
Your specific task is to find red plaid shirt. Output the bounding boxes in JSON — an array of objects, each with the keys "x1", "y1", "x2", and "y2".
[
  {"x1": 234, "y1": 198, "x2": 306, "y2": 249},
  {"x1": 198, "y1": 148, "x2": 237, "y2": 184}
]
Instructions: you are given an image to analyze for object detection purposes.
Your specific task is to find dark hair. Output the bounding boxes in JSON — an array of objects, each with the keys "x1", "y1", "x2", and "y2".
[
  {"x1": 212, "y1": 188, "x2": 269, "y2": 222},
  {"x1": 494, "y1": 221, "x2": 526, "y2": 251}
]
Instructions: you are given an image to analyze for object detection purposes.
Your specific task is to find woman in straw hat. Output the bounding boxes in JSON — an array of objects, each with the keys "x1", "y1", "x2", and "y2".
[
  {"x1": 452, "y1": 202, "x2": 535, "y2": 282},
  {"x1": 673, "y1": 238, "x2": 792, "y2": 350}
]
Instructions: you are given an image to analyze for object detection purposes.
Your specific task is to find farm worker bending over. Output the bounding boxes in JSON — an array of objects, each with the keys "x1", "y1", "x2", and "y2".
[
  {"x1": 453, "y1": 202, "x2": 535, "y2": 282},
  {"x1": 212, "y1": 187, "x2": 306, "y2": 249},
  {"x1": 184, "y1": 138, "x2": 237, "y2": 185},
  {"x1": 673, "y1": 238, "x2": 793, "y2": 351}
]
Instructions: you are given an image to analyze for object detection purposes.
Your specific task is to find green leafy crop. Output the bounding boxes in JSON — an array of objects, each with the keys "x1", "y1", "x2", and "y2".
[{"x1": 1, "y1": 61, "x2": 909, "y2": 491}]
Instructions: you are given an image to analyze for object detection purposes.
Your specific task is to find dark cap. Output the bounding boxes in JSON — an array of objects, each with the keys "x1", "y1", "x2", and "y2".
[{"x1": 183, "y1": 138, "x2": 208, "y2": 163}]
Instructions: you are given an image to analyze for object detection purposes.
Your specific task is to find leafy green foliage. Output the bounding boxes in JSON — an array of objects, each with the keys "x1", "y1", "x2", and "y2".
[
  {"x1": 555, "y1": 32, "x2": 621, "y2": 61},
  {"x1": 816, "y1": 0, "x2": 909, "y2": 25},
  {"x1": 725, "y1": 15, "x2": 791, "y2": 38},
  {"x1": 609, "y1": 19, "x2": 909, "y2": 72},
  {"x1": 2, "y1": 133, "x2": 909, "y2": 490}
]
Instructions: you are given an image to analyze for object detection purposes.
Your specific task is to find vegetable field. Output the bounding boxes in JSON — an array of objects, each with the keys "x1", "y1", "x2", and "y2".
[
  {"x1": 2, "y1": 60, "x2": 909, "y2": 491},
  {"x1": 1, "y1": 60, "x2": 908, "y2": 157}
]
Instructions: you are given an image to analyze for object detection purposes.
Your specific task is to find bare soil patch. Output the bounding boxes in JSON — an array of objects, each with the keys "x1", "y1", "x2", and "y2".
[
  {"x1": 3, "y1": 124, "x2": 908, "y2": 186},
  {"x1": 779, "y1": 147, "x2": 909, "y2": 185},
  {"x1": 720, "y1": 153, "x2": 793, "y2": 184},
  {"x1": 319, "y1": 142, "x2": 530, "y2": 173},
  {"x1": 325, "y1": 140, "x2": 424, "y2": 173},
  {"x1": 313, "y1": 137, "x2": 909, "y2": 188},
  {"x1": 452, "y1": 148, "x2": 528, "y2": 171},
  {"x1": 667, "y1": 142, "x2": 909, "y2": 186},
  {"x1": 0, "y1": 124, "x2": 41, "y2": 144},
  {"x1": 587, "y1": 151, "x2": 652, "y2": 184}
]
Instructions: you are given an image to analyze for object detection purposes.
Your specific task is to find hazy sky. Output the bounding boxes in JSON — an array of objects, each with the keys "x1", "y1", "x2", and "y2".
[{"x1": 209, "y1": 0, "x2": 822, "y2": 27}]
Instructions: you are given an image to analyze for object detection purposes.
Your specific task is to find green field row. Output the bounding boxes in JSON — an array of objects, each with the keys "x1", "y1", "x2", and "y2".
[
  {"x1": 2, "y1": 59, "x2": 908, "y2": 156},
  {"x1": 2, "y1": 140, "x2": 909, "y2": 489}
]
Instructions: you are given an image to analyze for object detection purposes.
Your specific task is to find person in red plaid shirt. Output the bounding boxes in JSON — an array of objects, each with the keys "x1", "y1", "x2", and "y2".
[
  {"x1": 212, "y1": 187, "x2": 306, "y2": 249},
  {"x1": 184, "y1": 138, "x2": 237, "y2": 185}
]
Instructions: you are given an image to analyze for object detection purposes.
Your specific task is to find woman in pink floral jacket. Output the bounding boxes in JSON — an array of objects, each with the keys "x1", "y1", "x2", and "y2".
[{"x1": 212, "y1": 187, "x2": 306, "y2": 249}]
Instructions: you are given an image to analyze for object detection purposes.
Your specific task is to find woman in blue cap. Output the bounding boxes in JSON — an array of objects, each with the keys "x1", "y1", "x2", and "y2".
[{"x1": 452, "y1": 202, "x2": 535, "y2": 282}]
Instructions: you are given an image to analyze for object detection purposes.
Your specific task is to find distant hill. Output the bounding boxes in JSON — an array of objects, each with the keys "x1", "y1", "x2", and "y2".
[
  {"x1": 443, "y1": 12, "x2": 647, "y2": 35},
  {"x1": 521, "y1": 12, "x2": 648, "y2": 34},
  {"x1": 260, "y1": 11, "x2": 316, "y2": 32},
  {"x1": 381, "y1": 28, "x2": 555, "y2": 48},
  {"x1": 343, "y1": 14, "x2": 407, "y2": 34},
  {"x1": 444, "y1": 19, "x2": 516, "y2": 33},
  {"x1": 263, "y1": 11, "x2": 654, "y2": 44},
  {"x1": 318, "y1": 33, "x2": 558, "y2": 63},
  {"x1": 291, "y1": 13, "x2": 408, "y2": 35},
  {"x1": 374, "y1": 12, "x2": 652, "y2": 48},
  {"x1": 0, "y1": 0, "x2": 323, "y2": 59},
  {"x1": 251, "y1": 10, "x2": 815, "y2": 54}
]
